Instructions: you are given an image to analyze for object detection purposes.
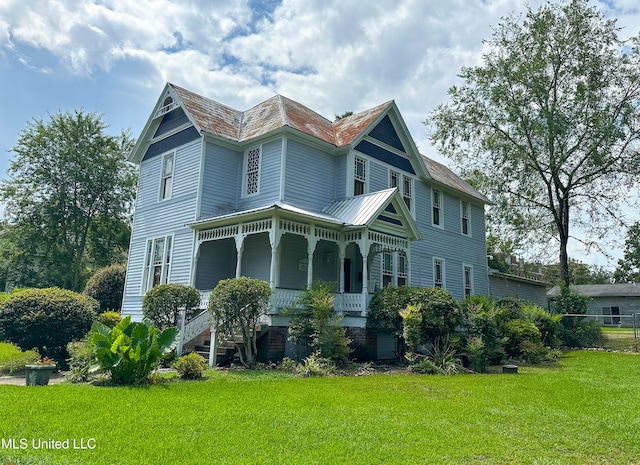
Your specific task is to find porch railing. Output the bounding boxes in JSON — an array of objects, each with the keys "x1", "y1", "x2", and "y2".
[
  {"x1": 177, "y1": 309, "x2": 212, "y2": 355},
  {"x1": 197, "y1": 288, "x2": 370, "y2": 318}
]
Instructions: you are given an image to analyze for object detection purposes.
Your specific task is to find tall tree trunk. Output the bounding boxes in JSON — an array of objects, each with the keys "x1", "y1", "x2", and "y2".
[{"x1": 559, "y1": 198, "x2": 571, "y2": 287}]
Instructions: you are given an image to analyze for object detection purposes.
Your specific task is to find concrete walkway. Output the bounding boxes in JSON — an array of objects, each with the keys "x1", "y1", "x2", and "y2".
[{"x1": 0, "y1": 372, "x2": 66, "y2": 385}]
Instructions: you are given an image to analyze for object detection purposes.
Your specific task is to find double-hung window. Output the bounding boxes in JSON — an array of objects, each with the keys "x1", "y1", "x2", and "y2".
[
  {"x1": 389, "y1": 171, "x2": 413, "y2": 212},
  {"x1": 244, "y1": 147, "x2": 261, "y2": 197},
  {"x1": 142, "y1": 236, "x2": 173, "y2": 293},
  {"x1": 402, "y1": 175, "x2": 412, "y2": 211},
  {"x1": 461, "y1": 200, "x2": 470, "y2": 236},
  {"x1": 434, "y1": 258, "x2": 444, "y2": 288},
  {"x1": 432, "y1": 189, "x2": 442, "y2": 227},
  {"x1": 160, "y1": 152, "x2": 174, "y2": 200},
  {"x1": 463, "y1": 265, "x2": 473, "y2": 298},
  {"x1": 397, "y1": 253, "x2": 407, "y2": 286},
  {"x1": 382, "y1": 252, "x2": 393, "y2": 287},
  {"x1": 354, "y1": 156, "x2": 366, "y2": 196}
]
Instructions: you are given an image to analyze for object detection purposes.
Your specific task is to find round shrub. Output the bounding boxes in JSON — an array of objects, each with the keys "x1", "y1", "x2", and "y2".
[
  {"x1": 143, "y1": 283, "x2": 201, "y2": 329},
  {"x1": 172, "y1": 352, "x2": 208, "y2": 380},
  {"x1": 97, "y1": 311, "x2": 122, "y2": 329},
  {"x1": 83, "y1": 264, "x2": 126, "y2": 312},
  {"x1": 0, "y1": 288, "x2": 98, "y2": 362}
]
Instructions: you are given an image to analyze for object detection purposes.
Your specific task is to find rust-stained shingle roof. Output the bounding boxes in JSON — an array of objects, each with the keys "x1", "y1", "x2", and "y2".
[
  {"x1": 421, "y1": 155, "x2": 489, "y2": 203},
  {"x1": 169, "y1": 83, "x2": 387, "y2": 147}
]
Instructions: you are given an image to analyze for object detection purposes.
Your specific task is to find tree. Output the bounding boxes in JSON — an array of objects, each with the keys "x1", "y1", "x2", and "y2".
[
  {"x1": 543, "y1": 259, "x2": 612, "y2": 285},
  {"x1": 142, "y1": 283, "x2": 201, "y2": 329},
  {"x1": 83, "y1": 264, "x2": 127, "y2": 312},
  {"x1": 0, "y1": 109, "x2": 137, "y2": 291},
  {"x1": 428, "y1": 0, "x2": 640, "y2": 286},
  {"x1": 207, "y1": 277, "x2": 271, "y2": 369},
  {"x1": 614, "y1": 222, "x2": 640, "y2": 283}
]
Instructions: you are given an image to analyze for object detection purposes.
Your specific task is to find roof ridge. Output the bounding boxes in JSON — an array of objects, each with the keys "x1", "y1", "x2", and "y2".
[{"x1": 276, "y1": 95, "x2": 288, "y2": 128}]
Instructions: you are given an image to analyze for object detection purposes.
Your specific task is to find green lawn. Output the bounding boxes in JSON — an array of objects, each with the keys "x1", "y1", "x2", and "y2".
[
  {"x1": 1, "y1": 351, "x2": 640, "y2": 465},
  {"x1": 601, "y1": 327, "x2": 638, "y2": 351}
]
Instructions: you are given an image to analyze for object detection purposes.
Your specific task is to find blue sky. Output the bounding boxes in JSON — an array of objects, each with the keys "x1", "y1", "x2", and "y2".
[{"x1": 0, "y1": 0, "x2": 638, "y2": 267}]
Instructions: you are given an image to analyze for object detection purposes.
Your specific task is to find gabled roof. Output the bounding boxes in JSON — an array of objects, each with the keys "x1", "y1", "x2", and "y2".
[
  {"x1": 132, "y1": 83, "x2": 486, "y2": 204},
  {"x1": 547, "y1": 284, "x2": 640, "y2": 298},
  {"x1": 422, "y1": 155, "x2": 489, "y2": 203},
  {"x1": 323, "y1": 188, "x2": 421, "y2": 241},
  {"x1": 170, "y1": 83, "x2": 390, "y2": 147}
]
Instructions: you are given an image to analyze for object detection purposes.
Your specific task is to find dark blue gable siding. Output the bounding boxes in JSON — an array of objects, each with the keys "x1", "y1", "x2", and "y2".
[
  {"x1": 143, "y1": 126, "x2": 200, "y2": 161},
  {"x1": 355, "y1": 140, "x2": 415, "y2": 174},
  {"x1": 154, "y1": 108, "x2": 190, "y2": 138},
  {"x1": 369, "y1": 115, "x2": 406, "y2": 152}
]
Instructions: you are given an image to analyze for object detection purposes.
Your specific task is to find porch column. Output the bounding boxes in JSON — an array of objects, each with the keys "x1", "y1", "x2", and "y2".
[
  {"x1": 306, "y1": 236, "x2": 319, "y2": 289},
  {"x1": 338, "y1": 242, "x2": 347, "y2": 294},
  {"x1": 357, "y1": 233, "x2": 371, "y2": 311},
  {"x1": 269, "y1": 226, "x2": 283, "y2": 290},
  {"x1": 234, "y1": 234, "x2": 245, "y2": 278}
]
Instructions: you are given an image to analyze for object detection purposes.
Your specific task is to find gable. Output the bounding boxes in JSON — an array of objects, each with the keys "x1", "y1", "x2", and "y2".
[
  {"x1": 368, "y1": 115, "x2": 406, "y2": 152},
  {"x1": 154, "y1": 107, "x2": 190, "y2": 138},
  {"x1": 354, "y1": 140, "x2": 415, "y2": 174}
]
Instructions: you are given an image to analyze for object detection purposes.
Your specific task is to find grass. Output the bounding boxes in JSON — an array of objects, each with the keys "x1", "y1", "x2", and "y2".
[
  {"x1": 1, "y1": 350, "x2": 640, "y2": 464},
  {"x1": 601, "y1": 327, "x2": 638, "y2": 351}
]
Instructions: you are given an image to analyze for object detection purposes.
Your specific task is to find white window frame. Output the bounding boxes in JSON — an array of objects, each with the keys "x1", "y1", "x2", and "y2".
[
  {"x1": 354, "y1": 156, "x2": 367, "y2": 196},
  {"x1": 382, "y1": 252, "x2": 393, "y2": 287},
  {"x1": 160, "y1": 151, "x2": 175, "y2": 201},
  {"x1": 141, "y1": 235, "x2": 173, "y2": 294},
  {"x1": 463, "y1": 264, "x2": 473, "y2": 298},
  {"x1": 397, "y1": 252, "x2": 407, "y2": 286},
  {"x1": 242, "y1": 146, "x2": 262, "y2": 198},
  {"x1": 402, "y1": 175, "x2": 413, "y2": 212},
  {"x1": 432, "y1": 188, "x2": 443, "y2": 228},
  {"x1": 461, "y1": 200, "x2": 471, "y2": 236},
  {"x1": 433, "y1": 258, "x2": 445, "y2": 288}
]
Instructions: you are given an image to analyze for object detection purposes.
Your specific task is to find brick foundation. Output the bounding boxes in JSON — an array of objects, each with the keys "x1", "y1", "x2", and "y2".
[{"x1": 346, "y1": 327, "x2": 377, "y2": 361}]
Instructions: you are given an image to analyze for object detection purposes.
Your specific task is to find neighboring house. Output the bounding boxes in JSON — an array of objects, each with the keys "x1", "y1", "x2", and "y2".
[
  {"x1": 121, "y1": 83, "x2": 490, "y2": 360},
  {"x1": 547, "y1": 284, "x2": 640, "y2": 326},
  {"x1": 488, "y1": 269, "x2": 550, "y2": 308}
]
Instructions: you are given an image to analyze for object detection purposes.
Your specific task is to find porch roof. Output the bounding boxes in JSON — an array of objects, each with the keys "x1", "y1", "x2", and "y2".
[{"x1": 189, "y1": 189, "x2": 420, "y2": 241}]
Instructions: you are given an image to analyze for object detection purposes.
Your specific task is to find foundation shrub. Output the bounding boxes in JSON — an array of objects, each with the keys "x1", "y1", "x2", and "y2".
[{"x1": 173, "y1": 352, "x2": 208, "y2": 380}]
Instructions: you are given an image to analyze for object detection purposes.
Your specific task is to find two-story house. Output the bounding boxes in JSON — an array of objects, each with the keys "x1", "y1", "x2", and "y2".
[{"x1": 121, "y1": 83, "x2": 489, "y2": 361}]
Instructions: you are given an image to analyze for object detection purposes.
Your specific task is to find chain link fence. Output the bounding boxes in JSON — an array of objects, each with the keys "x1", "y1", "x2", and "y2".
[{"x1": 560, "y1": 313, "x2": 639, "y2": 352}]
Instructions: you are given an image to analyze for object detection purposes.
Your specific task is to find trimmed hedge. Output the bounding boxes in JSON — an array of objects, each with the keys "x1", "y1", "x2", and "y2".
[
  {"x1": 0, "y1": 287, "x2": 98, "y2": 362},
  {"x1": 84, "y1": 264, "x2": 126, "y2": 312}
]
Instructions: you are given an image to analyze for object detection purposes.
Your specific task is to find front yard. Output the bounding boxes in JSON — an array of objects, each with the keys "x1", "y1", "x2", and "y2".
[{"x1": 1, "y1": 350, "x2": 639, "y2": 464}]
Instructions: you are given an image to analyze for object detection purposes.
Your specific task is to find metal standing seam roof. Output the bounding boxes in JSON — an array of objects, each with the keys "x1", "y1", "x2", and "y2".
[
  {"x1": 322, "y1": 188, "x2": 397, "y2": 226},
  {"x1": 547, "y1": 284, "x2": 640, "y2": 298}
]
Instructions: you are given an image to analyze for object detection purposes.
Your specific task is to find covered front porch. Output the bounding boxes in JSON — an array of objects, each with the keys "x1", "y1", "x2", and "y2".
[{"x1": 190, "y1": 189, "x2": 421, "y2": 318}]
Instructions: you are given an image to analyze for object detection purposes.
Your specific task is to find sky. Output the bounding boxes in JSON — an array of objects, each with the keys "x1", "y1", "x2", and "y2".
[{"x1": 0, "y1": 0, "x2": 639, "y2": 269}]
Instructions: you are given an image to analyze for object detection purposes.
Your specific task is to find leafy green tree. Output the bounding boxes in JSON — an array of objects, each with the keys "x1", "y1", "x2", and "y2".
[
  {"x1": 543, "y1": 259, "x2": 612, "y2": 285},
  {"x1": 428, "y1": 0, "x2": 640, "y2": 286},
  {"x1": 142, "y1": 283, "x2": 201, "y2": 329},
  {"x1": 614, "y1": 222, "x2": 640, "y2": 283},
  {"x1": 0, "y1": 109, "x2": 137, "y2": 291},
  {"x1": 83, "y1": 264, "x2": 127, "y2": 312},
  {"x1": 208, "y1": 277, "x2": 271, "y2": 369}
]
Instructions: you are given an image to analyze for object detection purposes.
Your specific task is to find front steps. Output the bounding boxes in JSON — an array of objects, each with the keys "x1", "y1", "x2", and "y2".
[{"x1": 185, "y1": 324, "x2": 270, "y2": 366}]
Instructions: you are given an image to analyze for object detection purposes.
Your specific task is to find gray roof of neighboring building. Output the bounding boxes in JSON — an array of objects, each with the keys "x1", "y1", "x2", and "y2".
[{"x1": 547, "y1": 284, "x2": 640, "y2": 298}]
